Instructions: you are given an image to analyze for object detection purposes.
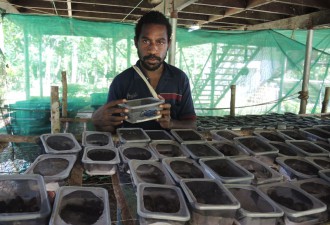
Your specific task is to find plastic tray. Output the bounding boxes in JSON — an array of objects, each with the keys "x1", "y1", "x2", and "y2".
[
  {"x1": 210, "y1": 129, "x2": 241, "y2": 141},
  {"x1": 285, "y1": 140, "x2": 329, "y2": 157},
  {"x1": 129, "y1": 160, "x2": 175, "y2": 187},
  {"x1": 137, "y1": 183, "x2": 190, "y2": 225},
  {"x1": 40, "y1": 133, "x2": 82, "y2": 154},
  {"x1": 117, "y1": 128, "x2": 151, "y2": 143},
  {"x1": 313, "y1": 125, "x2": 330, "y2": 133},
  {"x1": 82, "y1": 131, "x2": 114, "y2": 147},
  {"x1": 319, "y1": 169, "x2": 330, "y2": 183},
  {"x1": 145, "y1": 130, "x2": 174, "y2": 141},
  {"x1": 233, "y1": 136, "x2": 279, "y2": 156},
  {"x1": 299, "y1": 128, "x2": 330, "y2": 142},
  {"x1": 181, "y1": 142, "x2": 224, "y2": 159},
  {"x1": 24, "y1": 154, "x2": 76, "y2": 182},
  {"x1": 276, "y1": 156, "x2": 320, "y2": 180},
  {"x1": 268, "y1": 141, "x2": 301, "y2": 157},
  {"x1": 199, "y1": 157, "x2": 254, "y2": 184},
  {"x1": 82, "y1": 146, "x2": 120, "y2": 175},
  {"x1": 208, "y1": 140, "x2": 248, "y2": 157},
  {"x1": 118, "y1": 97, "x2": 164, "y2": 123},
  {"x1": 49, "y1": 186, "x2": 111, "y2": 225},
  {"x1": 118, "y1": 143, "x2": 158, "y2": 165},
  {"x1": 170, "y1": 129, "x2": 205, "y2": 143},
  {"x1": 305, "y1": 157, "x2": 330, "y2": 170},
  {"x1": 0, "y1": 174, "x2": 51, "y2": 225},
  {"x1": 149, "y1": 140, "x2": 189, "y2": 159},
  {"x1": 162, "y1": 157, "x2": 211, "y2": 184},
  {"x1": 253, "y1": 130, "x2": 288, "y2": 142},
  {"x1": 226, "y1": 184, "x2": 284, "y2": 225},
  {"x1": 276, "y1": 129, "x2": 307, "y2": 140},
  {"x1": 233, "y1": 156, "x2": 283, "y2": 185},
  {"x1": 259, "y1": 182, "x2": 327, "y2": 224},
  {"x1": 180, "y1": 179, "x2": 240, "y2": 225}
]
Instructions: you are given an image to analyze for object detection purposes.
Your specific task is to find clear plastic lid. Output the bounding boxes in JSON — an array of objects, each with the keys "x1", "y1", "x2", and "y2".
[
  {"x1": 82, "y1": 131, "x2": 114, "y2": 147},
  {"x1": 40, "y1": 133, "x2": 82, "y2": 154}
]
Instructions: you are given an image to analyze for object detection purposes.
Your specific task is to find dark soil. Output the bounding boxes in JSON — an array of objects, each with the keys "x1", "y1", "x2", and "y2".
[
  {"x1": 170, "y1": 161, "x2": 204, "y2": 179},
  {"x1": 269, "y1": 142, "x2": 298, "y2": 156},
  {"x1": 284, "y1": 159, "x2": 319, "y2": 175},
  {"x1": 314, "y1": 159, "x2": 330, "y2": 169},
  {"x1": 86, "y1": 134, "x2": 110, "y2": 146},
  {"x1": 205, "y1": 159, "x2": 244, "y2": 177},
  {"x1": 155, "y1": 143, "x2": 183, "y2": 157},
  {"x1": 0, "y1": 196, "x2": 39, "y2": 213},
  {"x1": 146, "y1": 131, "x2": 172, "y2": 140},
  {"x1": 259, "y1": 132, "x2": 286, "y2": 142},
  {"x1": 301, "y1": 182, "x2": 330, "y2": 196},
  {"x1": 292, "y1": 142, "x2": 324, "y2": 153},
  {"x1": 186, "y1": 143, "x2": 219, "y2": 157},
  {"x1": 235, "y1": 159, "x2": 271, "y2": 179},
  {"x1": 211, "y1": 142, "x2": 241, "y2": 156},
  {"x1": 136, "y1": 164, "x2": 166, "y2": 184},
  {"x1": 119, "y1": 129, "x2": 148, "y2": 141},
  {"x1": 175, "y1": 130, "x2": 203, "y2": 142},
  {"x1": 33, "y1": 158, "x2": 69, "y2": 176},
  {"x1": 216, "y1": 130, "x2": 239, "y2": 140},
  {"x1": 123, "y1": 147, "x2": 151, "y2": 160},
  {"x1": 87, "y1": 149, "x2": 116, "y2": 161},
  {"x1": 238, "y1": 138, "x2": 273, "y2": 153},
  {"x1": 143, "y1": 188, "x2": 180, "y2": 213},
  {"x1": 46, "y1": 136, "x2": 75, "y2": 150}
]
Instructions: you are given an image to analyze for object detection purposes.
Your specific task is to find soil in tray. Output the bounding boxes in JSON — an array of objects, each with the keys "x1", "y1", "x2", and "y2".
[
  {"x1": 259, "y1": 132, "x2": 286, "y2": 142},
  {"x1": 267, "y1": 187, "x2": 313, "y2": 211},
  {"x1": 33, "y1": 158, "x2": 69, "y2": 176},
  {"x1": 301, "y1": 182, "x2": 330, "y2": 196},
  {"x1": 215, "y1": 131, "x2": 239, "y2": 140},
  {"x1": 59, "y1": 191, "x2": 104, "y2": 225},
  {"x1": 269, "y1": 143, "x2": 298, "y2": 156},
  {"x1": 146, "y1": 131, "x2": 172, "y2": 140},
  {"x1": 211, "y1": 142, "x2": 241, "y2": 156},
  {"x1": 205, "y1": 160, "x2": 244, "y2": 177},
  {"x1": 284, "y1": 159, "x2": 319, "y2": 175},
  {"x1": 186, "y1": 181, "x2": 232, "y2": 205},
  {"x1": 86, "y1": 134, "x2": 109, "y2": 146},
  {"x1": 229, "y1": 188, "x2": 274, "y2": 213},
  {"x1": 143, "y1": 188, "x2": 180, "y2": 213},
  {"x1": 123, "y1": 147, "x2": 151, "y2": 160},
  {"x1": 0, "y1": 196, "x2": 40, "y2": 213},
  {"x1": 292, "y1": 142, "x2": 324, "y2": 153},
  {"x1": 46, "y1": 136, "x2": 75, "y2": 150},
  {"x1": 119, "y1": 130, "x2": 148, "y2": 141},
  {"x1": 313, "y1": 159, "x2": 330, "y2": 169},
  {"x1": 175, "y1": 130, "x2": 203, "y2": 141},
  {"x1": 238, "y1": 138, "x2": 273, "y2": 153},
  {"x1": 280, "y1": 130, "x2": 306, "y2": 140},
  {"x1": 235, "y1": 159, "x2": 271, "y2": 179},
  {"x1": 87, "y1": 149, "x2": 116, "y2": 161},
  {"x1": 136, "y1": 164, "x2": 166, "y2": 184},
  {"x1": 155, "y1": 144, "x2": 183, "y2": 157},
  {"x1": 170, "y1": 161, "x2": 204, "y2": 179},
  {"x1": 186, "y1": 144, "x2": 218, "y2": 157}
]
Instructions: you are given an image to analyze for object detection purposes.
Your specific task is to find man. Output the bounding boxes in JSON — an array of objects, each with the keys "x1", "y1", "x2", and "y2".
[{"x1": 92, "y1": 11, "x2": 196, "y2": 133}]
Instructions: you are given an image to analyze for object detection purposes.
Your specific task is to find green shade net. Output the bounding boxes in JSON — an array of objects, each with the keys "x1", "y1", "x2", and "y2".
[{"x1": 0, "y1": 14, "x2": 330, "y2": 135}]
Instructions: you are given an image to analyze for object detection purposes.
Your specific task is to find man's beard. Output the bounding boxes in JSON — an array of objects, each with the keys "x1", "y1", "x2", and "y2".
[{"x1": 139, "y1": 52, "x2": 167, "y2": 71}]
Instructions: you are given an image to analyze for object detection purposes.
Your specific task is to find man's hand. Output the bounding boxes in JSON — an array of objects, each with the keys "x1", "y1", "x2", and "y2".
[
  {"x1": 157, "y1": 95, "x2": 172, "y2": 129},
  {"x1": 92, "y1": 99, "x2": 128, "y2": 133}
]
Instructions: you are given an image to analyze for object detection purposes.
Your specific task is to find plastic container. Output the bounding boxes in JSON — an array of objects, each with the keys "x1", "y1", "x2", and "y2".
[
  {"x1": 118, "y1": 97, "x2": 164, "y2": 123},
  {"x1": 233, "y1": 136, "x2": 279, "y2": 156},
  {"x1": 312, "y1": 141, "x2": 330, "y2": 155},
  {"x1": 162, "y1": 157, "x2": 211, "y2": 184},
  {"x1": 181, "y1": 142, "x2": 224, "y2": 159},
  {"x1": 208, "y1": 140, "x2": 248, "y2": 157},
  {"x1": 226, "y1": 184, "x2": 284, "y2": 225},
  {"x1": 305, "y1": 157, "x2": 330, "y2": 170},
  {"x1": 285, "y1": 140, "x2": 329, "y2": 157},
  {"x1": 82, "y1": 146, "x2": 120, "y2": 175},
  {"x1": 0, "y1": 174, "x2": 51, "y2": 225},
  {"x1": 259, "y1": 182, "x2": 327, "y2": 225},
  {"x1": 170, "y1": 129, "x2": 205, "y2": 143},
  {"x1": 24, "y1": 154, "x2": 76, "y2": 183},
  {"x1": 40, "y1": 133, "x2": 82, "y2": 154},
  {"x1": 49, "y1": 186, "x2": 111, "y2": 225},
  {"x1": 314, "y1": 125, "x2": 330, "y2": 133},
  {"x1": 253, "y1": 130, "x2": 288, "y2": 142},
  {"x1": 319, "y1": 169, "x2": 330, "y2": 183},
  {"x1": 137, "y1": 183, "x2": 190, "y2": 225},
  {"x1": 268, "y1": 141, "x2": 301, "y2": 157},
  {"x1": 117, "y1": 128, "x2": 151, "y2": 143},
  {"x1": 119, "y1": 143, "x2": 158, "y2": 166},
  {"x1": 129, "y1": 160, "x2": 175, "y2": 187},
  {"x1": 180, "y1": 179, "x2": 240, "y2": 225},
  {"x1": 292, "y1": 178, "x2": 330, "y2": 223},
  {"x1": 276, "y1": 156, "x2": 320, "y2": 180},
  {"x1": 210, "y1": 129, "x2": 241, "y2": 141},
  {"x1": 145, "y1": 130, "x2": 174, "y2": 141},
  {"x1": 276, "y1": 129, "x2": 307, "y2": 140},
  {"x1": 233, "y1": 156, "x2": 282, "y2": 185},
  {"x1": 199, "y1": 157, "x2": 254, "y2": 184},
  {"x1": 149, "y1": 140, "x2": 189, "y2": 159},
  {"x1": 82, "y1": 131, "x2": 114, "y2": 147},
  {"x1": 299, "y1": 128, "x2": 330, "y2": 142}
]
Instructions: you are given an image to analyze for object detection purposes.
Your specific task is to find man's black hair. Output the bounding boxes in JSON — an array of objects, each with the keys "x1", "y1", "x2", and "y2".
[{"x1": 135, "y1": 11, "x2": 172, "y2": 41}]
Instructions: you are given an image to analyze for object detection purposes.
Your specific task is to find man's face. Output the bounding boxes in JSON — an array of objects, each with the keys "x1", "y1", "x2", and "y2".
[{"x1": 135, "y1": 23, "x2": 170, "y2": 71}]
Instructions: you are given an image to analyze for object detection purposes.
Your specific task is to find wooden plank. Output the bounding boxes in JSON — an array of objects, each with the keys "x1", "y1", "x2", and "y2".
[
  {"x1": 0, "y1": 134, "x2": 39, "y2": 143},
  {"x1": 51, "y1": 86, "x2": 61, "y2": 133},
  {"x1": 61, "y1": 71, "x2": 68, "y2": 118}
]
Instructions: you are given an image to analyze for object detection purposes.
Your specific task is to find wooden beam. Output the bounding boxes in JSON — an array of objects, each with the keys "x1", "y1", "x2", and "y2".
[
  {"x1": 275, "y1": 0, "x2": 330, "y2": 9},
  {"x1": 174, "y1": 0, "x2": 198, "y2": 11},
  {"x1": 0, "y1": 0, "x2": 20, "y2": 13},
  {"x1": 245, "y1": 9, "x2": 330, "y2": 30},
  {"x1": 0, "y1": 134, "x2": 39, "y2": 143}
]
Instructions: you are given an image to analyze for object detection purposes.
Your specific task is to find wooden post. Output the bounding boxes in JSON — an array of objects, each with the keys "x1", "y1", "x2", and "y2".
[
  {"x1": 61, "y1": 71, "x2": 68, "y2": 118},
  {"x1": 51, "y1": 86, "x2": 60, "y2": 133},
  {"x1": 321, "y1": 87, "x2": 330, "y2": 113},
  {"x1": 230, "y1": 85, "x2": 236, "y2": 116}
]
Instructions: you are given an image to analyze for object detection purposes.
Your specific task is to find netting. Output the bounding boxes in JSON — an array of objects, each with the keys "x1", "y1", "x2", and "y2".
[{"x1": 0, "y1": 14, "x2": 329, "y2": 135}]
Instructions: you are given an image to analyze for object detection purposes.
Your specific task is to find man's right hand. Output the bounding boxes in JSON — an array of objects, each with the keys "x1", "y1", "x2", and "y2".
[{"x1": 92, "y1": 99, "x2": 128, "y2": 133}]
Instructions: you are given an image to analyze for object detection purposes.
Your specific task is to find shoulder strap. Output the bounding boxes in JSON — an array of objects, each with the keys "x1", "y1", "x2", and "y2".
[{"x1": 132, "y1": 65, "x2": 159, "y2": 99}]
